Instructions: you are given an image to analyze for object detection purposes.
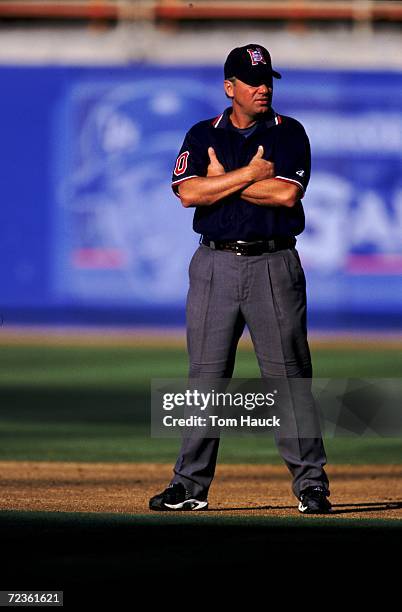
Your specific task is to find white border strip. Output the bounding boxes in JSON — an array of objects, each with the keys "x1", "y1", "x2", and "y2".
[
  {"x1": 171, "y1": 175, "x2": 199, "y2": 197},
  {"x1": 213, "y1": 113, "x2": 224, "y2": 128},
  {"x1": 275, "y1": 175, "x2": 304, "y2": 192},
  {"x1": 171, "y1": 175, "x2": 199, "y2": 186}
]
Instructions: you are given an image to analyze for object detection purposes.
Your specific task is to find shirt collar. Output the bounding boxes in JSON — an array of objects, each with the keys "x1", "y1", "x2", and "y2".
[{"x1": 212, "y1": 106, "x2": 280, "y2": 130}]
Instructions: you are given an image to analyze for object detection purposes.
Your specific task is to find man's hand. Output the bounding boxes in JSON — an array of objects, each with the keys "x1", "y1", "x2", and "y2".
[
  {"x1": 241, "y1": 146, "x2": 300, "y2": 207},
  {"x1": 207, "y1": 147, "x2": 225, "y2": 177},
  {"x1": 247, "y1": 145, "x2": 275, "y2": 182}
]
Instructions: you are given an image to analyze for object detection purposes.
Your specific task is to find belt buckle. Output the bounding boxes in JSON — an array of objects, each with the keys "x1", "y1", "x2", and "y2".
[{"x1": 234, "y1": 242, "x2": 248, "y2": 256}]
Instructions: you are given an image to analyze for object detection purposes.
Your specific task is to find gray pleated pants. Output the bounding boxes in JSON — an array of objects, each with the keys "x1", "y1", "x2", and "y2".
[{"x1": 171, "y1": 243, "x2": 329, "y2": 499}]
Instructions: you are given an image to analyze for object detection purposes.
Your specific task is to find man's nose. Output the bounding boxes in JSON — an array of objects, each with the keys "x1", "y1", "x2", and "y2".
[{"x1": 257, "y1": 83, "x2": 272, "y2": 94}]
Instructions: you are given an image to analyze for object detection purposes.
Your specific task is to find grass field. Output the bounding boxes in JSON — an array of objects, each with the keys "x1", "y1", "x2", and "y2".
[
  {"x1": 0, "y1": 339, "x2": 401, "y2": 598},
  {"x1": 0, "y1": 343, "x2": 401, "y2": 463}
]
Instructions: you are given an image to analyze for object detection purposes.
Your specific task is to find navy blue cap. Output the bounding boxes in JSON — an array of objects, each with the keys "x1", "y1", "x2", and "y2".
[{"x1": 224, "y1": 44, "x2": 281, "y2": 86}]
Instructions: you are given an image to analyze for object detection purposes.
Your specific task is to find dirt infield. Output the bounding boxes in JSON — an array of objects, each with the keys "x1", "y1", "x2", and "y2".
[
  {"x1": 2, "y1": 325, "x2": 402, "y2": 349},
  {"x1": 0, "y1": 462, "x2": 401, "y2": 520}
]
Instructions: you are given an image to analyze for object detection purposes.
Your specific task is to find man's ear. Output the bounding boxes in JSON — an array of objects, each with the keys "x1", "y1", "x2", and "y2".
[{"x1": 224, "y1": 80, "x2": 234, "y2": 99}]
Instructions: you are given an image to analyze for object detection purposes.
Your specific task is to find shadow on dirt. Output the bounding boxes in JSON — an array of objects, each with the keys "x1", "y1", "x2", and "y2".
[{"x1": 210, "y1": 501, "x2": 402, "y2": 514}]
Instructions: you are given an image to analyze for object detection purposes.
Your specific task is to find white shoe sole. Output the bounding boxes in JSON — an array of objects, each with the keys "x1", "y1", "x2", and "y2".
[
  {"x1": 164, "y1": 499, "x2": 208, "y2": 511},
  {"x1": 298, "y1": 502, "x2": 308, "y2": 513},
  {"x1": 298, "y1": 501, "x2": 333, "y2": 514}
]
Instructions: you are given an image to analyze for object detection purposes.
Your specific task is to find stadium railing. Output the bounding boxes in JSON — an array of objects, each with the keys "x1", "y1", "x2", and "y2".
[{"x1": 0, "y1": 1, "x2": 401, "y2": 24}]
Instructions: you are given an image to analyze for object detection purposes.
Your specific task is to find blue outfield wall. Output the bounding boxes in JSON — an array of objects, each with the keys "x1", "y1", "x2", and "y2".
[{"x1": 0, "y1": 65, "x2": 402, "y2": 329}]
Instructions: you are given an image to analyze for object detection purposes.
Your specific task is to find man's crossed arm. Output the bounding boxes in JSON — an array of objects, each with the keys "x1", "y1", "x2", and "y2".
[{"x1": 178, "y1": 146, "x2": 301, "y2": 208}]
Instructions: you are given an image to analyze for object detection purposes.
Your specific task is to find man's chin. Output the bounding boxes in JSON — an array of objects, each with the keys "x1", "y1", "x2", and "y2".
[{"x1": 255, "y1": 104, "x2": 270, "y2": 114}]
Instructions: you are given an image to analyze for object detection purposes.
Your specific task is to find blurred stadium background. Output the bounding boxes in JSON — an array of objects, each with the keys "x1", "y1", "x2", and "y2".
[
  {"x1": 0, "y1": 1, "x2": 401, "y2": 463},
  {"x1": 1, "y1": 1, "x2": 402, "y2": 330}
]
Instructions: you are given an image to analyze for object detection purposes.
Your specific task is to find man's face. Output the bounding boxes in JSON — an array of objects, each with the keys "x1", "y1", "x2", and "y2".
[{"x1": 224, "y1": 78, "x2": 273, "y2": 117}]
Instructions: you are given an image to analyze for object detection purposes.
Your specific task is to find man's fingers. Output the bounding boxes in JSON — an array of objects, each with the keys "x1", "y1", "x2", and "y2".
[
  {"x1": 208, "y1": 146, "x2": 217, "y2": 160},
  {"x1": 251, "y1": 145, "x2": 264, "y2": 160}
]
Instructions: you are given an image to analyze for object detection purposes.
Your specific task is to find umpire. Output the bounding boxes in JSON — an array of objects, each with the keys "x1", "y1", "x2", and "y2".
[{"x1": 150, "y1": 44, "x2": 331, "y2": 514}]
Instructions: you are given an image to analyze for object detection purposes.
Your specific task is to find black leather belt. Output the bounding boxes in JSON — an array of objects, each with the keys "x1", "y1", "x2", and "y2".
[{"x1": 201, "y1": 236, "x2": 296, "y2": 256}]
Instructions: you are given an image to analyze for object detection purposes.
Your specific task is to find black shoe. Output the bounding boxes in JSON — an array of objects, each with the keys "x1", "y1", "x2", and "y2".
[
  {"x1": 149, "y1": 483, "x2": 208, "y2": 511},
  {"x1": 298, "y1": 486, "x2": 332, "y2": 514}
]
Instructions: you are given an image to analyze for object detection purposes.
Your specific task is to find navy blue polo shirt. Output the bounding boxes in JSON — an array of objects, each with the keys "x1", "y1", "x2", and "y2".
[{"x1": 171, "y1": 106, "x2": 311, "y2": 241}]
